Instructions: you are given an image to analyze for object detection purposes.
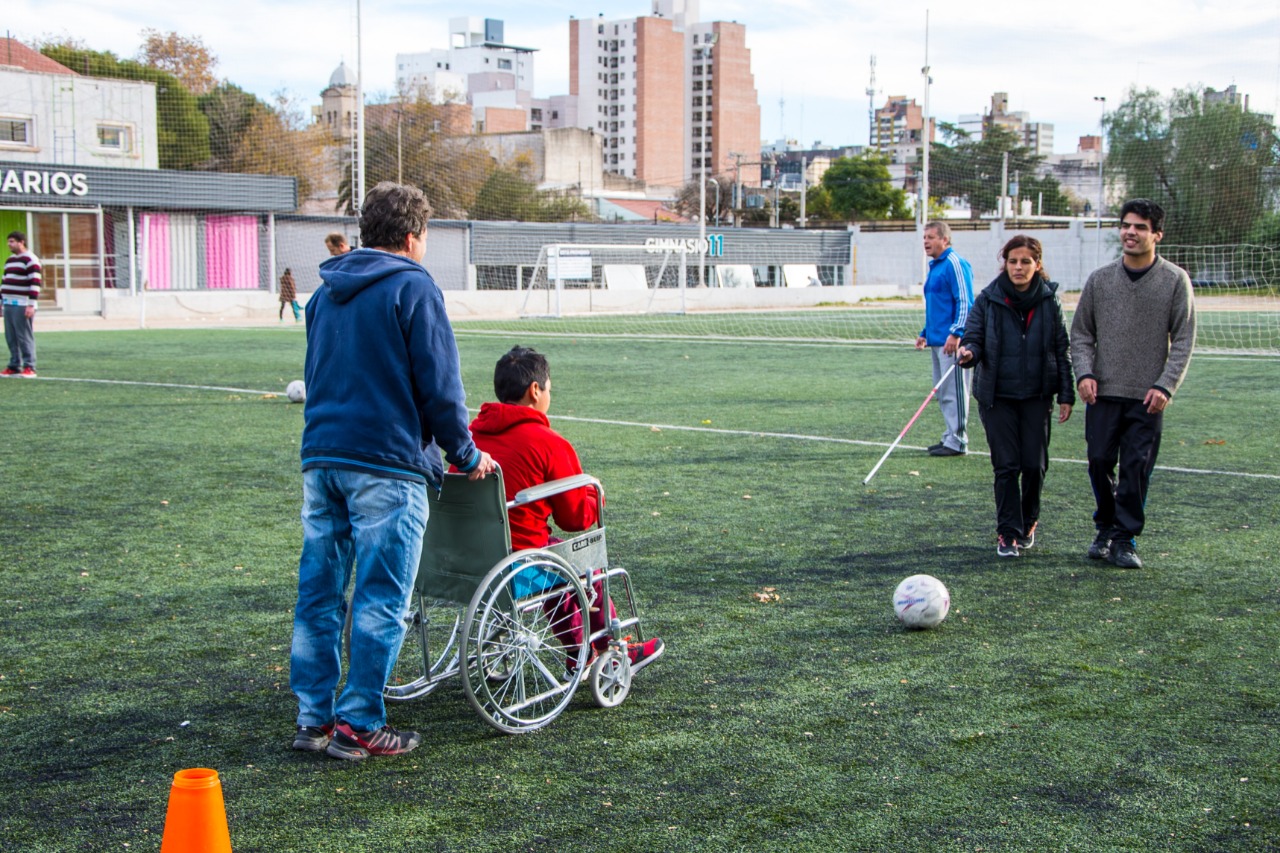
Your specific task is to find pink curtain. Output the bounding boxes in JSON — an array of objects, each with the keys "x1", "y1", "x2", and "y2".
[
  {"x1": 205, "y1": 215, "x2": 259, "y2": 289},
  {"x1": 142, "y1": 213, "x2": 171, "y2": 290}
]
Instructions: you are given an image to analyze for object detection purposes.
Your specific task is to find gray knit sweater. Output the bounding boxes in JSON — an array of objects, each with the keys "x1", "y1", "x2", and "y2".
[{"x1": 1070, "y1": 257, "x2": 1196, "y2": 401}]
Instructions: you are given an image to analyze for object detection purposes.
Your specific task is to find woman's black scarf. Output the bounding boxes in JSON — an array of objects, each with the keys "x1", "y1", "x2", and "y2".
[{"x1": 996, "y1": 270, "x2": 1046, "y2": 315}]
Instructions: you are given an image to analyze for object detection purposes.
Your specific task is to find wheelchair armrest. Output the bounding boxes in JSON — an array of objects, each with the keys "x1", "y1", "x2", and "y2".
[{"x1": 510, "y1": 474, "x2": 602, "y2": 508}]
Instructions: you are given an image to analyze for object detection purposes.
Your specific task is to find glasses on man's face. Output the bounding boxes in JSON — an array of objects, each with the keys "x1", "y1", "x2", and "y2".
[{"x1": 1119, "y1": 221, "x2": 1152, "y2": 233}]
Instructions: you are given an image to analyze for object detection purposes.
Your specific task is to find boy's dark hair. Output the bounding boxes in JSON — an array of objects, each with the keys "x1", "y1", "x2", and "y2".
[
  {"x1": 7, "y1": 231, "x2": 27, "y2": 244},
  {"x1": 1119, "y1": 198, "x2": 1165, "y2": 234},
  {"x1": 494, "y1": 346, "x2": 550, "y2": 404},
  {"x1": 359, "y1": 182, "x2": 432, "y2": 251}
]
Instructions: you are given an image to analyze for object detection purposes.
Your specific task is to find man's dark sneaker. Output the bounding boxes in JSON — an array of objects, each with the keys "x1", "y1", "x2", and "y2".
[
  {"x1": 996, "y1": 535, "x2": 1020, "y2": 558},
  {"x1": 1017, "y1": 522, "x2": 1038, "y2": 550},
  {"x1": 1108, "y1": 538, "x2": 1142, "y2": 569},
  {"x1": 1087, "y1": 531, "x2": 1111, "y2": 560},
  {"x1": 292, "y1": 722, "x2": 334, "y2": 752},
  {"x1": 929, "y1": 445, "x2": 965, "y2": 457},
  {"x1": 927, "y1": 443, "x2": 944, "y2": 452},
  {"x1": 325, "y1": 721, "x2": 422, "y2": 760},
  {"x1": 628, "y1": 637, "x2": 665, "y2": 673}
]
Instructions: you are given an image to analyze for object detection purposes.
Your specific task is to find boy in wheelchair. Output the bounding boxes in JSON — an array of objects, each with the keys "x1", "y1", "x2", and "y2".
[{"x1": 467, "y1": 346, "x2": 664, "y2": 671}]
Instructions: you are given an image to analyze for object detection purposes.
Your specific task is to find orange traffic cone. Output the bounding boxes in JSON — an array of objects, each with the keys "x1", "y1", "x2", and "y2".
[{"x1": 160, "y1": 768, "x2": 233, "y2": 852}]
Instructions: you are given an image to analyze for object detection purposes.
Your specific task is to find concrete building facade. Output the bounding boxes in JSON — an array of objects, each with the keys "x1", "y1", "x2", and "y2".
[
  {"x1": 569, "y1": 0, "x2": 759, "y2": 187},
  {"x1": 0, "y1": 38, "x2": 158, "y2": 170}
]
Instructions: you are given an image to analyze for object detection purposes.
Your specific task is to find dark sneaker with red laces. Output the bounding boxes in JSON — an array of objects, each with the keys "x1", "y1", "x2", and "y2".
[
  {"x1": 1017, "y1": 522, "x2": 1038, "y2": 550},
  {"x1": 996, "y1": 535, "x2": 1020, "y2": 558},
  {"x1": 325, "y1": 721, "x2": 422, "y2": 760},
  {"x1": 628, "y1": 637, "x2": 665, "y2": 673},
  {"x1": 292, "y1": 722, "x2": 334, "y2": 752}
]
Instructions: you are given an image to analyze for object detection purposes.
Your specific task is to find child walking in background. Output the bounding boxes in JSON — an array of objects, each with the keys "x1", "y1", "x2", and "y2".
[{"x1": 279, "y1": 267, "x2": 302, "y2": 322}]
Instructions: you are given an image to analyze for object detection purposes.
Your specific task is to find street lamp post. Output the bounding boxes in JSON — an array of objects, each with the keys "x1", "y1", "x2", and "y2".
[
  {"x1": 1093, "y1": 96, "x2": 1106, "y2": 268},
  {"x1": 708, "y1": 178, "x2": 720, "y2": 227}
]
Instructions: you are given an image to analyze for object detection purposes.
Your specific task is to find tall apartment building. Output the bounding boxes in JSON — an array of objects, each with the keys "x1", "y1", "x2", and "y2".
[
  {"x1": 568, "y1": 0, "x2": 760, "y2": 187},
  {"x1": 957, "y1": 92, "x2": 1054, "y2": 156},
  {"x1": 871, "y1": 95, "x2": 934, "y2": 165}
]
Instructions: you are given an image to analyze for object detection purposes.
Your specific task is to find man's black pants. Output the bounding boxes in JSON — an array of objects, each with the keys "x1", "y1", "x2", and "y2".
[
  {"x1": 978, "y1": 396, "x2": 1054, "y2": 541},
  {"x1": 1085, "y1": 397, "x2": 1163, "y2": 540}
]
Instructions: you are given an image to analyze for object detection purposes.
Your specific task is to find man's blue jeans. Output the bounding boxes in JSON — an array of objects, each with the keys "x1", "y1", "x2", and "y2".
[{"x1": 290, "y1": 467, "x2": 428, "y2": 731}]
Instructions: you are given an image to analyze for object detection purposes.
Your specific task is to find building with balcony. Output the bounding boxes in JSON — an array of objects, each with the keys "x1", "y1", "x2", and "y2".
[{"x1": 567, "y1": 0, "x2": 760, "y2": 187}]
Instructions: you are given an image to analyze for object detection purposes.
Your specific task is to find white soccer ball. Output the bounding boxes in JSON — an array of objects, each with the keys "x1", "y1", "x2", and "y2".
[
  {"x1": 893, "y1": 574, "x2": 951, "y2": 629},
  {"x1": 285, "y1": 379, "x2": 306, "y2": 404}
]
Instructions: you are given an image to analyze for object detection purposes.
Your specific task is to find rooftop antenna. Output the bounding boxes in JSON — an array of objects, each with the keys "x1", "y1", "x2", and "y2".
[{"x1": 866, "y1": 55, "x2": 877, "y2": 148}]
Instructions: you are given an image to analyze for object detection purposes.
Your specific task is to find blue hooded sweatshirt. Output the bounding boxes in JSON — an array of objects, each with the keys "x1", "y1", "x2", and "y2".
[{"x1": 300, "y1": 248, "x2": 480, "y2": 487}]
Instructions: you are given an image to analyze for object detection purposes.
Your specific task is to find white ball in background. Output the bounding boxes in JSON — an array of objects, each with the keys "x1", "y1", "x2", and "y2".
[
  {"x1": 285, "y1": 380, "x2": 306, "y2": 404},
  {"x1": 893, "y1": 574, "x2": 951, "y2": 629}
]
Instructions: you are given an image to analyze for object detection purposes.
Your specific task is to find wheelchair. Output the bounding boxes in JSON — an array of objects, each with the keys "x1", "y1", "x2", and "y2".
[{"x1": 383, "y1": 469, "x2": 656, "y2": 733}]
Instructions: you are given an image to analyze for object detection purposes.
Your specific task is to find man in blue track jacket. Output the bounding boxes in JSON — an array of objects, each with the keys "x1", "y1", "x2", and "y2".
[
  {"x1": 290, "y1": 182, "x2": 495, "y2": 761},
  {"x1": 916, "y1": 221, "x2": 975, "y2": 456}
]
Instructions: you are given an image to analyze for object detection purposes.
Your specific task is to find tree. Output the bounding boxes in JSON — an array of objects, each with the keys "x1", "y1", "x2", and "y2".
[
  {"x1": 138, "y1": 29, "x2": 219, "y2": 96},
  {"x1": 337, "y1": 96, "x2": 497, "y2": 217},
  {"x1": 820, "y1": 155, "x2": 911, "y2": 220},
  {"x1": 927, "y1": 124, "x2": 1068, "y2": 220},
  {"x1": 199, "y1": 84, "x2": 323, "y2": 200},
  {"x1": 674, "y1": 174, "x2": 734, "y2": 224},
  {"x1": 1106, "y1": 85, "x2": 1279, "y2": 244},
  {"x1": 471, "y1": 155, "x2": 590, "y2": 222},
  {"x1": 41, "y1": 45, "x2": 210, "y2": 169}
]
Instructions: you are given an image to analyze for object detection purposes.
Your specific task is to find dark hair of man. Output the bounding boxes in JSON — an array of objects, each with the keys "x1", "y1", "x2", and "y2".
[
  {"x1": 7, "y1": 231, "x2": 26, "y2": 244},
  {"x1": 358, "y1": 182, "x2": 432, "y2": 251},
  {"x1": 924, "y1": 220, "x2": 952, "y2": 242},
  {"x1": 999, "y1": 234, "x2": 1049, "y2": 280},
  {"x1": 494, "y1": 346, "x2": 550, "y2": 404},
  {"x1": 1119, "y1": 198, "x2": 1165, "y2": 234},
  {"x1": 323, "y1": 232, "x2": 347, "y2": 249}
]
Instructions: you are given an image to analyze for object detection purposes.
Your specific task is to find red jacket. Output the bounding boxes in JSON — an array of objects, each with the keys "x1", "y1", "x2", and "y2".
[{"x1": 467, "y1": 402, "x2": 599, "y2": 551}]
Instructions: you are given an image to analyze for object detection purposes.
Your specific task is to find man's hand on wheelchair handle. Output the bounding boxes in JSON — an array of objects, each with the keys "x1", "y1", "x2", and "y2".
[{"x1": 467, "y1": 451, "x2": 497, "y2": 481}]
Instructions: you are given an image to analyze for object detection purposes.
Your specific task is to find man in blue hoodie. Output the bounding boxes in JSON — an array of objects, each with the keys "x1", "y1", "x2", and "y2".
[
  {"x1": 916, "y1": 221, "x2": 974, "y2": 457},
  {"x1": 290, "y1": 182, "x2": 494, "y2": 760}
]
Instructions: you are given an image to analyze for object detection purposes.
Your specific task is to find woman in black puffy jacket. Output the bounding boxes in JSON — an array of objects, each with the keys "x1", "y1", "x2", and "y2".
[{"x1": 958, "y1": 235, "x2": 1074, "y2": 558}]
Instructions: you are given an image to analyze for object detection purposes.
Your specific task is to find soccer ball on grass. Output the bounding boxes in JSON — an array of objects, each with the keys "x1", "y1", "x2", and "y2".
[
  {"x1": 893, "y1": 574, "x2": 950, "y2": 629},
  {"x1": 285, "y1": 380, "x2": 306, "y2": 404}
]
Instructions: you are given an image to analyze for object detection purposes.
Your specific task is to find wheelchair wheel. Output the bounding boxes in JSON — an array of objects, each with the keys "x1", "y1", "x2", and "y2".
[
  {"x1": 461, "y1": 552, "x2": 589, "y2": 734},
  {"x1": 589, "y1": 648, "x2": 632, "y2": 708},
  {"x1": 384, "y1": 594, "x2": 464, "y2": 702}
]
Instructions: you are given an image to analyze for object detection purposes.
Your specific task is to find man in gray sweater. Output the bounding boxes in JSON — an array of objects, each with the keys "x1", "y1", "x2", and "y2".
[{"x1": 1071, "y1": 199, "x2": 1196, "y2": 569}]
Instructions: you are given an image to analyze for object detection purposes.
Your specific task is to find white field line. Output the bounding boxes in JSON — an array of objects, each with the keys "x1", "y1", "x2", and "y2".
[
  {"x1": 30, "y1": 376, "x2": 1280, "y2": 481},
  {"x1": 36, "y1": 376, "x2": 282, "y2": 396}
]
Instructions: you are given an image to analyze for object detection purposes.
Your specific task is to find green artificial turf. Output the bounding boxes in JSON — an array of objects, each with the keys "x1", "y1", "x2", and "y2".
[{"x1": 0, "y1": 323, "x2": 1276, "y2": 851}]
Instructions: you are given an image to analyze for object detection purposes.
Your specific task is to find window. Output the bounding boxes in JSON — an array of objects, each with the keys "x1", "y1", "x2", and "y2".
[
  {"x1": 498, "y1": 58, "x2": 512, "y2": 70},
  {"x1": 551, "y1": 110, "x2": 559, "y2": 120},
  {"x1": 96, "y1": 124, "x2": 131, "y2": 152},
  {"x1": 0, "y1": 117, "x2": 32, "y2": 146}
]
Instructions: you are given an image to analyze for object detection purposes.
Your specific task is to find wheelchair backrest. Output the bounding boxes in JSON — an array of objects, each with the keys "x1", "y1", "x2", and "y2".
[{"x1": 417, "y1": 472, "x2": 512, "y2": 605}]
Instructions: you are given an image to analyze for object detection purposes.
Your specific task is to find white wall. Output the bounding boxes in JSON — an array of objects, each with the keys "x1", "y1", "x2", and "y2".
[{"x1": 0, "y1": 69, "x2": 158, "y2": 169}]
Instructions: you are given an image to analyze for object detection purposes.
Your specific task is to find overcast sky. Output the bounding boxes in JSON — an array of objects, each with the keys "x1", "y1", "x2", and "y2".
[{"x1": 10, "y1": 0, "x2": 1280, "y2": 153}]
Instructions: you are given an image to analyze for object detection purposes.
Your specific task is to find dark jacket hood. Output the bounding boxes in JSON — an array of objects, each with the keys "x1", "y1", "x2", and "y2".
[{"x1": 318, "y1": 248, "x2": 424, "y2": 304}]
